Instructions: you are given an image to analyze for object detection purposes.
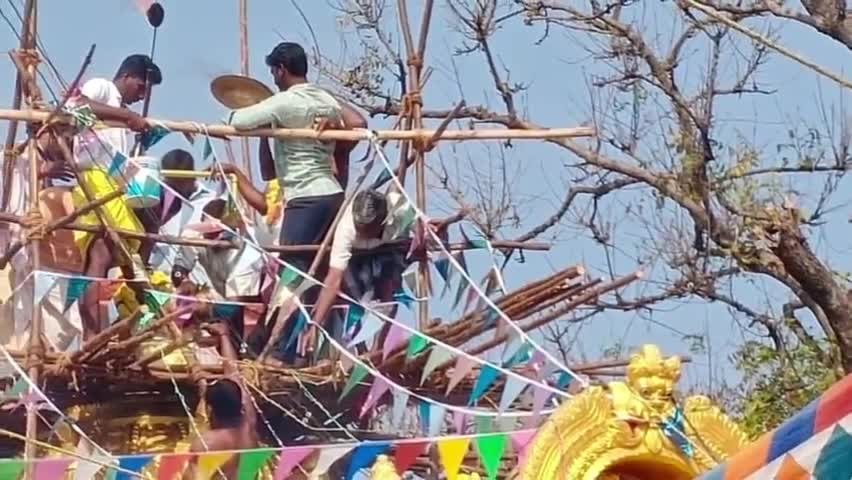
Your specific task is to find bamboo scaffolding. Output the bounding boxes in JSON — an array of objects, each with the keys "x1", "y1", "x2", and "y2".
[
  {"x1": 0, "y1": 108, "x2": 595, "y2": 141},
  {"x1": 0, "y1": 211, "x2": 550, "y2": 254},
  {"x1": 19, "y1": 2, "x2": 41, "y2": 476}
]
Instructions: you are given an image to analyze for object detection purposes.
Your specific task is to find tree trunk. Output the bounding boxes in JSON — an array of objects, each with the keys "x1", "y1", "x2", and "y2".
[{"x1": 772, "y1": 221, "x2": 852, "y2": 373}]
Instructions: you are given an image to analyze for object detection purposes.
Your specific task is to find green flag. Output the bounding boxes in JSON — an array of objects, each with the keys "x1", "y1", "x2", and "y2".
[
  {"x1": 406, "y1": 335, "x2": 429, "y2": 360},
  {"x1": 339, "y1": 364, "x2": 369, "y2": 401},
  {"x1": 0, "y1": 460, "x2": 24, "y2": 479},
  {"x1": 476, "y1": 433, "x2": 508, "y2": 479},
  {"x1": 238, "y1": 450, "x2": 275, "y2": 480}
]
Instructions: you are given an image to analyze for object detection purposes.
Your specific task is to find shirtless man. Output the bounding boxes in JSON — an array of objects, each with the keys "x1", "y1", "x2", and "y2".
[{"x1": 185, "y1": 323, "x2": 257, "y2": 479}]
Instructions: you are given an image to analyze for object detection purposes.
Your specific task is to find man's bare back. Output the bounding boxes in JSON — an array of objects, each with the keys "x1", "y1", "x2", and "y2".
[{"x1": 185, "y1": 323, "x2": 258, "y2": 479}]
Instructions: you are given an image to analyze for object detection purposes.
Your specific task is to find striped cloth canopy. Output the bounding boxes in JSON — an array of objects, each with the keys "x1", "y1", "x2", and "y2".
[{"x1": 699, "y1": 374, "x2": 852, "y2": 479}]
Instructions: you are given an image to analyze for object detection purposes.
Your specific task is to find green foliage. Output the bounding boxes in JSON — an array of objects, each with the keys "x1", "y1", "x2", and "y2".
[{"x1": 731, "y1": 339, "x2": 838, "y2": 439}]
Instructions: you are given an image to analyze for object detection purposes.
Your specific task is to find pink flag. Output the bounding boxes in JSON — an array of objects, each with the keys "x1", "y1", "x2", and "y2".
[
  {"x1": 446, "y1": 356, "x2": 477, "y2": 394},
  {"x1": 523, "y1": 386, "x2": 551, "y2": 429},
  {"x1": 359, "y1": 378, "x2": 390, "y2": 418},
  {"x1": 452, "y1": 411, "x2": 467, "y2": 434},
  {"x1": 273, "y1": 446, "x2": 314, "y2": 480},
  {"x1": 511, "y1": 431, "x2": 537, "y2": 470},
  {"x1": 382, "y1": 324, "x2": 412, "y2": 361},
  {"x1": 33, "y1": 458, "x2": 73, "y2": 480},
  {"x1": 135, "y1": 0, "x2": 155, "y2": 15},
  {"x1": 529, "y1": 350, "x2": 547, "y2": 378},
  {"x1": 161, "y1": 189, "x2": 176, "y2": 218}
]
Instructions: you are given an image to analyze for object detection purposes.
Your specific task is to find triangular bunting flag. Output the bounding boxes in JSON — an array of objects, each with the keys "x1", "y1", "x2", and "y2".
[
  {"x1": 498, "y1": 376, "x2": 528, "y2": 412},
  {"x1": 34, "y1": 458, "x2": 73, "y2": 480},
  {"x1": 107, "y1": 151, "x2": 127, "y2": 176},
  {"x1": 453, "y1": 411, "x2": 467, "y2": 434},
  {"x1": 33, "y1": 272, "x2": 58, "y2": 305},
  {"x1": 428, "y1": 404, "x2": 447, "y2": 436},
  {"x1": 391, "y1": 391, "x2": 409, "y2": 426},
  {"x1": 238, "y1": 450, "x2": 275, "y2": 480},
  {"x1": 393, "y1": 441, "x2": 428, "y2": 475},
  {"x1": 437, "y1": 438, "x2": 471, "y2": 480},
  {"x1": 419, "y1": 401, "x2": 430, "y2": 436},
  {"x1": 528, "y1": 350, "x2": 547, "y2": 379},
  {"x1": 434, "y1": 256, "x2": 451, "y2": 283},
  {"x1": 347, "y1": 312, "x2": 383, "y2": 348},
  {"x1": 178, "y1": 205, "x2": 193, "y2": 234},
  {"x1": 452, "y1": 276, "x2": 469, "y2": 311},
  {"x1": 284, "y1": 311, "x2": 308, "y2": 351},
  {"x1": 273, "y1": 447, "x2": 313, "y2": 480},
  {"x1": 813, "y1": 425, "x2": 852, "y2": 480},
  {"x1": 339, "y1": 364, "x2": 369, "y2": 401},
  {"x1": 345, "y1": 304, "x2": 365, "y2": 336},
  {"x1": 310, "y1": 446, "x2": 353, "y2": 478},
  {"x1": 774, "y1": 454, "x2": 809, "y2": 480},
  {"x1": 476, "y1": 416, "x2": 494, "y2": 434},
  {"x1": 446, "y1": 356, "x2": 477, "y2": 394},
  {"x1": 523, "y1": 386, "x2": 551, "y2": 429},
  {"x1": 463, "y1": 280, "x2": 481, "y2": 314},
  {"x1": 146, "y1": 289, "x2": 172, "y2": 312},
  {"x1": 402, "y1": 269, "x2": 418, "y2": 295},
  {"x1": 360, "y1": 378, "x2": 390, "y2": 418},
  {"x1": 502, "y1": 337, "x2": 531, "y2": 368},
  {"x1": 161, "y1": 189, "x2": 176, "y2": 218},
  {"x1": 0, "y1": 460, "x2": 24, "y2": 480},
  {"x1": 140, "y1": 125, "x2": 171, "y2": 150},
  {"x1": 476, "y1": 433, "x2": 508, "y2": 479},
  {"x1": 64, "y1": 278, "x2": 92, "y2": 312},
  {"x1": 74, "y1": 438, "x2": 116, "y2": 480},
  {"x1": 197, "y1": 453, "x2": 233, "y2": 479},
  {"x1": 406, "y1": 334, "x2": 429, "y2": 360},
  {"x1": 202, "y1": 136, "x2": 214, "y2": 160},
  {"x1": 511, "y1": 431, "x2": 537, "y2": 470},
  {"x1": 115, "y1": 455, "x2": 152, "y2": 480},
  {"x1": 157, "y1": 453, "x2": 191, "y2": 480},
  {"x1": 421, "y1": 346, "x2": 454, "y2": 385},
  {"x1": 468, "y1": 365, "x2": 500, "y2": 406},
  {"x1": 556, "y1": 372, "x2": 574, "y2": 391},
  {"x1": 392, "y1": 289, "x2": 415, "y2": 310},
  {"x1": 382, "y1": 324, "x2": 411, "y2": 361},
  {"x1": 345, "y1": 443, "x2": 390, "y2": 480}
]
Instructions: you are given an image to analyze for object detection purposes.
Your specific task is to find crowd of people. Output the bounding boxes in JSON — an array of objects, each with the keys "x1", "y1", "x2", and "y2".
[{"x1": 0, "y1": 41, "x2": 456, "y2": 369}]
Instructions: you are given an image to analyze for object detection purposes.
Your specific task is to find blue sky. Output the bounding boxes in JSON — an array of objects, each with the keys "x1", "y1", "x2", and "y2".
[{"x1": 1, "y1": 0, "x2": 851, "y2": 395}]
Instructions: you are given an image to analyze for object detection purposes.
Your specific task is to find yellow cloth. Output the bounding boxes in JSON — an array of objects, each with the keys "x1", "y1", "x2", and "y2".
[
  {"x1": 265, "y1": 178, "x2": 283, "y2": 225},
  {"x1": 71, "y1": 168, "x2": 143, "y2": 264}
]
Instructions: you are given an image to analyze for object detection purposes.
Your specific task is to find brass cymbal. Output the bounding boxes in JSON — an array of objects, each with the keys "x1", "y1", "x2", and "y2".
[{"x1": 210, "y1": 74, "x2": 274, "y2": 109}]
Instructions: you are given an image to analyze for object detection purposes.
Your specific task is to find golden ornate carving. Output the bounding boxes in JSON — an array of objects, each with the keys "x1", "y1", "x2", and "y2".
[{"x1": 520, "y1": 344, "x2": 748, "y2": 479}]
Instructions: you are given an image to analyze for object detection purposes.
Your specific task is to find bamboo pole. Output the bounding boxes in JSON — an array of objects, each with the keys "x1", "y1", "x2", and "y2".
[
  {"x1": 238, "y1": 0, "x2": 253, "y2": 186},
  {"x1": 0, "y1": 188, "x2": 124, "y2": 268},
  {"x1": 0, "y1": 108, "x2": 595, "y2": 141},
  {"x1": 21, "y1": 2, "x2": 41, "y2": 475},
  {"x1": 1, "y1": 0, "x2": 34, "y2": 211},
  {"x1": 0, "y1": 211, "x2": 551, "y2": 253}
]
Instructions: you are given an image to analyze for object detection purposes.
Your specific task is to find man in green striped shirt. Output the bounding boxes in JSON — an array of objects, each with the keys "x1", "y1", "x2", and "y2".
[{"x1": 226, "y1": 41, "x2": 366, "y2": 363}]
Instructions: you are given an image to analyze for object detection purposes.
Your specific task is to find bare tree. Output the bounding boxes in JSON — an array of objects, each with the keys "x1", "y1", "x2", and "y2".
[{"x1": 320, "y1": 0, "x2": 852, "y2": 405}]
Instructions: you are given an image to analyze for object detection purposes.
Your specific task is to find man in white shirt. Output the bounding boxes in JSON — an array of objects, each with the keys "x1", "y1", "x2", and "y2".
[
  {"x1": 70, "y1": 54, "x2": 162, "y2": 339},
  {"x1": 300, "y1": 188, "x2": 454, "y2": 355},
  {"x1": 174, "y1": 198, "x2": 265, "y2": 352}
]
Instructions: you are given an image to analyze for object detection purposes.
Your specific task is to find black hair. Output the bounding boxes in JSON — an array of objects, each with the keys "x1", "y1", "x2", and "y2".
[
  {"x1": 264, "y1": 42, "x2": 308, "y2": 77},
  {"x1": 202, "y1": 198, "x2": 227, "y2": 220},
  {"x1": 352, "y1": 190, "x2": 388, "y2": 228},
  {"x1": 115, "y1": 54, "x2": 162, "y2": 85},
  {"x1": 161, "y1": 149, "x2": 194, "y2": 170},
  {"x1": 206, "y1": 379, "x2": 242, "y2": 422}
]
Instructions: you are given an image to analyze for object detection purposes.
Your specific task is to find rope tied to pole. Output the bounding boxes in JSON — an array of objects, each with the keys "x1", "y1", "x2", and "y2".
[{"x1": 21, "y1": 208, "x2": 46, "y2": 241}]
